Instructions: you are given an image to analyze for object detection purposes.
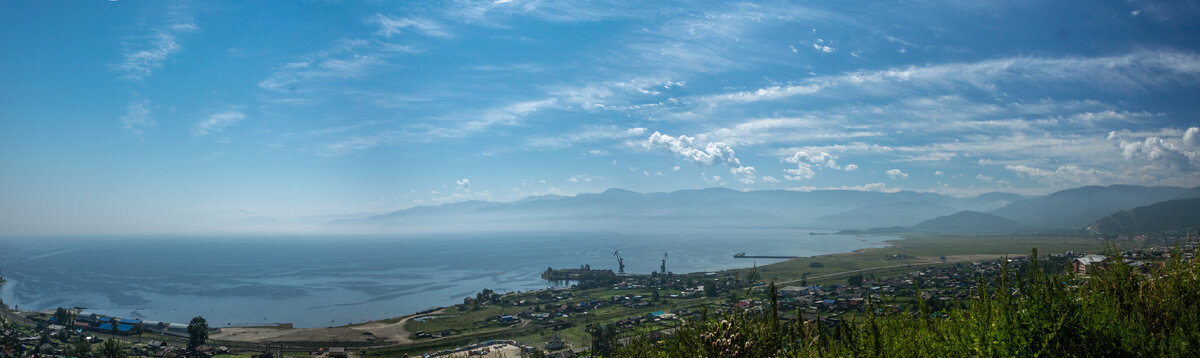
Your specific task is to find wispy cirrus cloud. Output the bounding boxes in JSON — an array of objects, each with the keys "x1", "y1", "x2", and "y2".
[
  {"x1": 193, "y1": 110, "x2": 246, "y2": 137},
  {"x1": 684, "y1": 51, "x2": 1200, "y2": 110},
  {"x1": 112, "y1": 6, "x2": 198, "y2": 80},
  {"x1": 372, "y1": 14, "x2": 453, "y2": 38},
  {"x1": 527, "y1": 126, "x2": 646, "y2": 148},
  {"x1": 119, "y1": 100, "x2": 154, "y2": 134},
  {"x1": 258, "y1": 39, "x2": 414, "y2": 94}
]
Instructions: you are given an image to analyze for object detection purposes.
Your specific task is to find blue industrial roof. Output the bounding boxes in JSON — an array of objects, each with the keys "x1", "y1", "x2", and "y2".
[
  {"x1": 98, "y1": 323, "x2": 113, "y2": 330},
  {"x1": 119, "y1": 319, "x2": 142, "y2": 324},
  {"x1": 650, "y1": 311, "x2": 665, "y2": 317},
  {"x1": 117, "y1": 324, "x2": 134, "y2": 332},
  {"x1": 97, "y1": 317, "x2": 112, "y2": 322}
]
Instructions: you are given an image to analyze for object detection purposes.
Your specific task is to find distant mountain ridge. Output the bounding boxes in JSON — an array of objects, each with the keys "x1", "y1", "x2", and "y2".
[
  {"x1": 333, "y1": 187, "x2": 1022, "y2": 233},
  {"x1": 330, "y1": 184, "x2": 1192, "y2": 234}
]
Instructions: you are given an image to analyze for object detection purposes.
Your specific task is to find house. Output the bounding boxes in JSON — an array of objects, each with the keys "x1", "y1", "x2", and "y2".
[
  {"x1": 328, "y1": 347, "x2": 348, "y2": 358},
  {"x1": 1072, "y1": 255, "x2": 1107, "y2": 274},
  {"x1": 498, "y1": 314, "x2": 517, "y2": 324},
  {"x1": 545, "y1": 335, "x2": 567, "y2": 350}
]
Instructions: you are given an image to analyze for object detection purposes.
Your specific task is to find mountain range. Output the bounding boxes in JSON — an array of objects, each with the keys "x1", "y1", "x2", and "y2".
[{"x1": 330, "y1": 185, "x2": 1200, "y2": 235}]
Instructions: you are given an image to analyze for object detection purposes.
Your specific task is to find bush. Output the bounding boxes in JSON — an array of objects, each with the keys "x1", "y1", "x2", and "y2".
[{"x1": 614, "y1": 247, "x2": 1200, "y2": 357}]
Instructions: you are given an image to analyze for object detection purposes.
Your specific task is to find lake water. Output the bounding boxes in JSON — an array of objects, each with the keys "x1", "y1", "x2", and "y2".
[{"x1": 0, "y1": 230, "x2": 894, "y2": 328}]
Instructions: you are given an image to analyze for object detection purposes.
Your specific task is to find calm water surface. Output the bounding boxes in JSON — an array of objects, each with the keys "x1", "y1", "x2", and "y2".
[{"x1": 0, "y1": 230, "x2": 894, "y2": 327}]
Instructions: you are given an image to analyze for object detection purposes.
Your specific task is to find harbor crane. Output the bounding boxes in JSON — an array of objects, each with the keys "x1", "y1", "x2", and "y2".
[{"x1": 613, "y1": 250, "x2": 625, "y2": 275}]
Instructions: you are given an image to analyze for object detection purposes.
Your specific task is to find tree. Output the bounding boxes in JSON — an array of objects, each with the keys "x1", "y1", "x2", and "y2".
[
  {"x1": 651, "y1": 289, "x2": 661, "y2": 302},
  {"x1": 70, "y1": 337, "x2": 93, "y2": 358},
  {"x1": 588, "y1": 323, "x2": 618, "y2": 356},
  {"x1": 848, "y1": 273, "x2": 864, "y2": 287},
  {"x1": 99, "y1": 338, "x2": 124, "y2": 358},
  {"x1": 55, "y1": 307, "x2": 71, "y2": 324},
  {"x1": 187, "y1": 316, "x2": 208, "y2": 349},
  {"x1": 703, "y1": 280, "x2": 717, "y2": 298}
]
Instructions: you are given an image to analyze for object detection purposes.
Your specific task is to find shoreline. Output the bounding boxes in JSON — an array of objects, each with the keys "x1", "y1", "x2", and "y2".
[{"x1": 0, "y1": 232, "x2": 903, "y2": 333}]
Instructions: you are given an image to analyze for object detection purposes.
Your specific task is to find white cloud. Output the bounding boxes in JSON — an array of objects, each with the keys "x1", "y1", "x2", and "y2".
[
  {"x1": 119, "y1": 100, "x2": 154, "y2": 134},
  {"x1": 643, "y1": 131, "x2": 759, "y2": 184},
  {"x1": 1185, "y1": 127, "x2": 1200, "y2": 148},
  {"x1": 529, "y1": 126, "x2": 646, "y2": 148},
  {"x1": 456, "y1": 178, "x2": 471, "y2": 190},
  {"x1": 886, "y1": 169, "x2": 908, "y2": 179},
  {"x1": 730, "y1": 166, "x2": 757, "y2": 184},
  {"x1": 697, "y1": 85, "x2": 822, "y2": 105},
  {"x1": 783, "y1": 151, "x2": 847, "y2": 180},
  {"x1": 1109, "y1": 126, "x2": 1200, "y2": 172},
  {"x1": 372, "y1": 14, "x2": 452, "y2": 38},
  {"x1": 113, "y1": 13, "x2": 198, "y2": 80},
  {"x1": 934, "y1": 170, "x2": 945, "y2": 176},
  {"x1": 976, "y1": 174, "x2": 994, "y2": 182},
  {"x1": 193, "y1": 110, "x2": 246, "y2": 137},
  {"x1": 435, "y1": 98, "x2": 558, "y2": 138},
  {"x1": 258, "y1": 38, "x2": 416, "y2": 94},
  {"x1": 645, "y1": 132, "x2": 735, "y2": 166},
  {"x1": 784, "y1": 164, "x2": 816, "y2": 181},
  {"x1": 1004, "y1": 164, "x2": 1119, "y2": 185},
  {"x1": 761, "y1": 176, "x2": 780, "y2": 183},
  {"x1": 692, "y1": 50, "x2": 1200, "y2": 108},
  {"x1": 787, "y1": 182, "x2": 898, "y2": 193}
]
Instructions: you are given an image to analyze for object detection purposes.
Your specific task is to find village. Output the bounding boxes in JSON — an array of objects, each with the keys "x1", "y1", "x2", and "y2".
[{"x1": 393, "y1": 238, "x2": 1197, "y2": 357}]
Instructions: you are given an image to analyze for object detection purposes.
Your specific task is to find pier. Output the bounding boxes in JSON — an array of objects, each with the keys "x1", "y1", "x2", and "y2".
[{"x1": 733, "y1": 252, "x2": 800, "y2": 259}]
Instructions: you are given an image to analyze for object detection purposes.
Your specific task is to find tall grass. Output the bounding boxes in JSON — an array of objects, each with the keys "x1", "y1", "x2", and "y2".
[{"x1": 614, "y1": 247, "x2": 1200, "y2": 357}]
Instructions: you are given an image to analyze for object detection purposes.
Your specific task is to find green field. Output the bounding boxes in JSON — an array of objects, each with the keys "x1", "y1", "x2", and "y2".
[{"x1": 756, "y1": 234, "x2": 1137, "y2": 285}]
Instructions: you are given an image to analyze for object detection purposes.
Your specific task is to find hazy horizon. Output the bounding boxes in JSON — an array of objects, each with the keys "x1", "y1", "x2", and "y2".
[{"x1": 3, "y1": 1, "x2": 1200, "y2": 235}]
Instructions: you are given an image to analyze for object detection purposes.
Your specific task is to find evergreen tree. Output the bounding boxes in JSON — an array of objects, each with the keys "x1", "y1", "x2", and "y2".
[
  {"x1": 70, "y1": 337, "x2": 93, "y2": 358},
  {"x1": 99, "y1": 338, "x2": 124, "y2": 358},
  {"x1": 187, "y1": 316, "x2": 208, "y2": 349}
]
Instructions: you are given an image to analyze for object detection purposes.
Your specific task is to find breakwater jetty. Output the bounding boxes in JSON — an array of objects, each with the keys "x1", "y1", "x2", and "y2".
[{"x1": 733, "y1": 252, "x2": 800, "y2": 259}]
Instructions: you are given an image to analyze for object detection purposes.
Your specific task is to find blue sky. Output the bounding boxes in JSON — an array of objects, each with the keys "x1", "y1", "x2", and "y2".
[{"x1": 2, "y1": 0, "x2": 1200, "y2": 234}]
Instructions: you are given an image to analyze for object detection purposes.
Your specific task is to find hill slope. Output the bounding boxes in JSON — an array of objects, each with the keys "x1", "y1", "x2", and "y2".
[
  {"x1": 1089, "y1": 198, "x2": 1200, "y2": 235},
  {"x1": 989, "y1": 185, "x2": 1188, "y2": 229},
  {"x1": 811, "y1": 201, "x2": 959, "y2": 229},
  {"x1": 912, "y1": 211, "x2": 1025, "y2": 233}
]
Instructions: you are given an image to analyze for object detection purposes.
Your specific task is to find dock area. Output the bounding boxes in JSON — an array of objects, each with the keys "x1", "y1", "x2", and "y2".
[{"x1": 733, "y1": 252, "x2": 800, "y2": 259}]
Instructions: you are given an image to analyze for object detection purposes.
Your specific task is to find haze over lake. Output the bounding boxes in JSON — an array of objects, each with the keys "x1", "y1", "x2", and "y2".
[{"x1": 0, "y1": 231, "x2": 893, "y2": 328}]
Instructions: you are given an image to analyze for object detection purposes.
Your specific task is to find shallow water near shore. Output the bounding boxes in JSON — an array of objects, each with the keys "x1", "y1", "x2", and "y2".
[{"x1": 0, "y1": 230, "x2": 894, "y2": 328}]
